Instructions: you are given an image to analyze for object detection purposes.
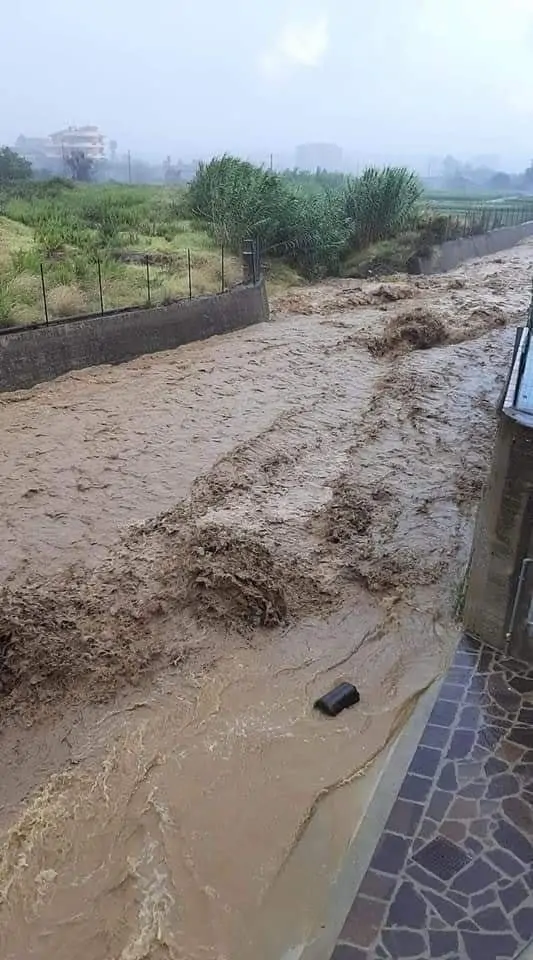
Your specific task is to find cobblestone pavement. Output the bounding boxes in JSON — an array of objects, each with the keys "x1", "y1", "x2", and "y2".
[{"x1": 331, "y1": 636, "x2": 533, "y2": 960}]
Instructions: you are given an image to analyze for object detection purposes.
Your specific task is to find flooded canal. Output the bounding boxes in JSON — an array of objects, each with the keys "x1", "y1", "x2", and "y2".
[{"x1": 0, "y1": 243, "x2": 530, "y2": 958}]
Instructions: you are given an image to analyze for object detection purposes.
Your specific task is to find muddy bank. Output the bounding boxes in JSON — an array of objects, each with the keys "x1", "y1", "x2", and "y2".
[{"x1": 0, "y1": 242, "x2": 530, "y2": 960}]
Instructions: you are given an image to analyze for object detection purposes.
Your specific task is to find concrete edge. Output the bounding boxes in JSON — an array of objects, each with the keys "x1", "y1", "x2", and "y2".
[
  {"x1": 412, "y1": 221, "x2": 533, "y2": 275},
  {"x1": 298, "y1": 675, "x2": 445, "y2": 960},
  {"x1": 498, "y1": 327, "x2": 527, "y2": 413},
  {"x1": 0, "y1": 278, "x2": 270, "y2": 393}
]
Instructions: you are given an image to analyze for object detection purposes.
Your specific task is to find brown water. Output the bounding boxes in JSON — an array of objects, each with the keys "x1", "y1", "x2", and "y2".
[{"x1": 0, "y1": 244, "x2": 531, "y2": 959}]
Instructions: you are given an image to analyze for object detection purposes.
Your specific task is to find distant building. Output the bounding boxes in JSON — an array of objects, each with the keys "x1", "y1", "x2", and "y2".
[
  {"x1": 16, "y1": 126, "x2": 106, "y2": 169},
  {"x1": 295, "y1": 142, "x2": 343, "y2": 172},
  {"x1": 50, "y1": 126, "x2": 105, "y2": 160}
]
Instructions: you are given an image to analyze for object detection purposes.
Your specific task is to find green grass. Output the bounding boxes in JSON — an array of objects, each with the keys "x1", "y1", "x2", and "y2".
[
  {"x1": 0, "y1": 215, "x2": 34, "y2": 261},
  {"x1": 0, "y1": 182, "x2": 243, "y2": 326}
]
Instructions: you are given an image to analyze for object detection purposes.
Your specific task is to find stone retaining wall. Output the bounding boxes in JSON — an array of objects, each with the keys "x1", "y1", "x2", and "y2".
[
  {"x1": 410, "y1": 220, "x2": 533, "y2": 274},
  {"x1": 0, "y1": 280, "x2": 269, "y2": 393}
]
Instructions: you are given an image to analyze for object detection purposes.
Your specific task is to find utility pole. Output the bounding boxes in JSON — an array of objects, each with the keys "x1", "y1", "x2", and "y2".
[
  {"x1": 269, "y1": 153, "x2": 273, "y2": 171},
  {"x1": 128, "y1": 150, "x2": 132, "y2": 184}
]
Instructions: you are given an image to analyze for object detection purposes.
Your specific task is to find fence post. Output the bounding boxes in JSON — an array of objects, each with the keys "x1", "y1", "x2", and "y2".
[
  {"x1": 242, "y1": 240, "x2": 255, "y2": 284},
  {"x1": 146, "y1": 256, "x2": 151, "y2": 305},
  {"x1": 97, "y1": 258, "x2": 104, "y2": 314},
  {"x1": 187, "y1": 248, "x2": 192, "y2": 299},
  {"x1": 40, "y1": 263, "x2": 49, "y2": 325},
  {"x1": 221, "y1": 244, "x2": 225, "y2": 293}
]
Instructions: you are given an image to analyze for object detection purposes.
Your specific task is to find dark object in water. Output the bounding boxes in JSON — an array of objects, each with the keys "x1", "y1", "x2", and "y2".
[{"x1": 314, "y1": 682, "x2": 360, "y2": 717}]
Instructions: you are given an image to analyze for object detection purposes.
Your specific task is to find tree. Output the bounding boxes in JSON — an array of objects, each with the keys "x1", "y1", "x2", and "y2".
[
  {"x1": 523, "y1": 161, "x2": 533, "y2": 189},
  {"x1": 64, "y1": 149, "x2": 94, "y2": 182},
  {"x1": 442, "y1": 154, "x2": 461, "y2": 180},
  {"x1": 0, "y1": 146, "x2": 32, "y2": 182},
  {"x1": 489, "y1": 171, "x2": 511, "y2": 191}
]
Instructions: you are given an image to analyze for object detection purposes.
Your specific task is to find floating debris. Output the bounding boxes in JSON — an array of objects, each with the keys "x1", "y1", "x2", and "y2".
[{"x1": 314, "y1": 682, "x2": 360, "y2": 717}]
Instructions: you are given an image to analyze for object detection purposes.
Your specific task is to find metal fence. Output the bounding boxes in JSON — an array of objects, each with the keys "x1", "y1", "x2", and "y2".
[
  {"x1": 32, "y1": 243, "x2": 247, "y2": 327},
  {"x1": 428, "y1": 202, "x2": 533, "y2": 242},
  {"x1": 0, "y1": 240, "x2": 264, "y2": 332}
]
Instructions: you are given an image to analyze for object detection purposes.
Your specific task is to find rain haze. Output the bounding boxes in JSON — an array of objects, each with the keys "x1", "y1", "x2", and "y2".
[{"x1": 2, "y1": 0, "x2": 533, "y2": 167}]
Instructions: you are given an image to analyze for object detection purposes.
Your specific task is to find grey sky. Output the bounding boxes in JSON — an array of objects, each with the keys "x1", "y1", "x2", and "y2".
[{"x1": 2, "y1": 0, "x2": 533, "y2": 167}]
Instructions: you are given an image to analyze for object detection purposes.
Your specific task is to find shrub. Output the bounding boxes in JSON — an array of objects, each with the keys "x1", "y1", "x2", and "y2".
[
  {"x1": 189, "y1": 156, "x2": 349, "y2": 277},
  {"x1": 190, "y1": 157, "x2": 424, "y2": 278},
  {"x1": 189, "y1": 156, "x2": 288, "y2": 250},
  {"x1": 0, "y1": 147, "x2": 32, "y2": 183},
  {"x1": 344, "y1": 167, "x2": 423, "y2": 249},
  {"x1": 275, "y1": 188, "x2": 348, "y2": 276}
]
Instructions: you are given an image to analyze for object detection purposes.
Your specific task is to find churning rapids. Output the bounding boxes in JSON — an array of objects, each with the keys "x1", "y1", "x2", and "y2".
[{"x1": 0, "y1": 242, "x2": 531, "y2": 960}]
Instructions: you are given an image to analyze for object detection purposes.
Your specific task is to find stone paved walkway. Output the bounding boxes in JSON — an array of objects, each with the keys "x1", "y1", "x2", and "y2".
[{"x1": 331, "y1": 636, "x2": 533, "y2": 960}]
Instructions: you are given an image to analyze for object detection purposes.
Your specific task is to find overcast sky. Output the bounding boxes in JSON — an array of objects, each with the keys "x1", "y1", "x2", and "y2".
[{"x1": 2, "y1": 0, "x2": 533, "y2": 168}]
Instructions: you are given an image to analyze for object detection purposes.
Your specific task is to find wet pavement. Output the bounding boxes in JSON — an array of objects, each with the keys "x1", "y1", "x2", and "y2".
[{"x1": 331, "y1": 636, "x2": 533, "y2": 960}]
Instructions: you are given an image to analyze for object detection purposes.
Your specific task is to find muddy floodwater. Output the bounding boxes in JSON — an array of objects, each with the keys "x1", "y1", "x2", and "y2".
[{"x1": 0, "y1": 243, "x2": 531, "y2": 959}]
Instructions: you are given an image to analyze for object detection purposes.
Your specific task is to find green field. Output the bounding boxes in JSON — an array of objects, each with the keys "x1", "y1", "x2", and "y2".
[
  {"x1": 427, "y1": 191, "x2": 533, "y2": 217},
  {"x1": 0, "y1": 182, "x2": 251, "y2": 327}
]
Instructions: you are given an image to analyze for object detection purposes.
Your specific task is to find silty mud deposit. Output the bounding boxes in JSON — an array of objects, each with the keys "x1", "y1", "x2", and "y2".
[{"x1": 0, "y1": 242, "x2": 531, "y2": 959}]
